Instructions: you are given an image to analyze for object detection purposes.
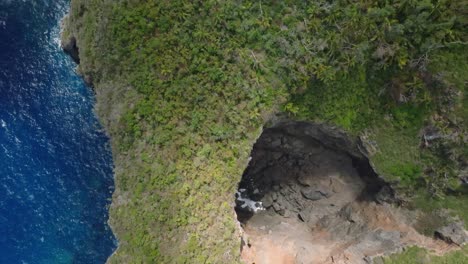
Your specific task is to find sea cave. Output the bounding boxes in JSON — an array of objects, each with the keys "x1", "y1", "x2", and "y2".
[{"x1": 233, "y1": 121, "x2": 431, "y2": 263}]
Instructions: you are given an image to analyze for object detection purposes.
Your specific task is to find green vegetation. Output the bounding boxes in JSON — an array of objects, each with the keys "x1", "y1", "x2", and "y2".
[
  {"x1": 64, "y1": 0, "x2": 467, "y2": 262},
  {"x1": 384, "y1": 245, "x2": 468, "y2": 264}
]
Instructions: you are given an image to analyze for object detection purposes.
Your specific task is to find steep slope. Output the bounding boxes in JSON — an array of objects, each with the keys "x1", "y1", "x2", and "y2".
[{"x1": 62, "y1": 0, "x2": 467, "y2": 263}]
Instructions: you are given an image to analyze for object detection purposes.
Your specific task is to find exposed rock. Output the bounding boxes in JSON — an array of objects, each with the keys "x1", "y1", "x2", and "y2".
[
  {"x1": 340, "y1": 204, "x2": 362, "y2": 224},
  {"x1": 278, "y1": 209, "x2": 286, "y2": 216},
  {"x1": 61, "y1": 35, "x2": 80, "y2": 64},
  {"x1": 373, "y1": 257, "x2": 385, "y2": 264},
  {"x1": 297, "y1": 170, "x2": 315, "y2": 186},
  {"x1": 272, "y1": 202, "x2": 281, "y2": 212},
  {"x1": 301, "y1": 188, "x2": 324, "y2": 201},
  {"x1": 435, "y1": 222, "x2": 468, "y2": 246},
  {"x1": 271, "y1": 192, "x2": 278, "y2": 201},
  {"x1": 235, "y1": 121, "x2": 443, "y2": 264},
  {"x1": 262, "y1": 194, "x2": 274, "y2": 208},
  {"x1": 375, "y1": 185, "x2": 397, "y2": 204}
]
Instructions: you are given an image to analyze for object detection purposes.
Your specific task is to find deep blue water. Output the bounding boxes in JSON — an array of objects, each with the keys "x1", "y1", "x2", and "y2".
[{"x1": 0, "y1": 1, "x2": 116, "y2": 263}]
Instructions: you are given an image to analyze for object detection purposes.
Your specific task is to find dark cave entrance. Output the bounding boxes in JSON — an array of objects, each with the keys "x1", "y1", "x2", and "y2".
[
  {"x1": 234, "y1": 121, "x2": 396, "y2": 263},
  {"x1": 235, "y1": 121, "x2": 390, "y2": 223}
]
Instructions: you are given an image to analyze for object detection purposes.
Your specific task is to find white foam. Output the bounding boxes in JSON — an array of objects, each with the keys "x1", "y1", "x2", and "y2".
[
  {"x1": 1, "y1": 119, "x2": 6, "y2": 128},
  {"x1": 236, "y1": 189, "x2": 264, "y2": 212}
]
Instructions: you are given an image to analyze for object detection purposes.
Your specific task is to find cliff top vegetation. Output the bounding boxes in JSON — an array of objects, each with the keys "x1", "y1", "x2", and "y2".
[{"x1": 64, "y1": 0, "x2": 467, "y2": 262}]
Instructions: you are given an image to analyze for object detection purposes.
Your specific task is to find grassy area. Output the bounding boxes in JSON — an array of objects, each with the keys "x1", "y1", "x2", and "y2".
[
  {"x1": 63, "y1": 0, "x2": 467, "y2": 262},
  {"x1": 384, "y1": 245, "x2": 468, "y2": 264}
]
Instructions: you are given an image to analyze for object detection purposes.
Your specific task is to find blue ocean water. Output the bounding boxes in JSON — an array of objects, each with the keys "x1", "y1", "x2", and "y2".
[{"x1": 0, "y1": 0, "x2": 116, "y2": 263}]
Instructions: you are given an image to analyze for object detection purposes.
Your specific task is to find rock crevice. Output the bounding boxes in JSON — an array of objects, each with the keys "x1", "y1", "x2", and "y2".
[{"x1": 235, "y1": 121, "x2": 459, "y2": 264}]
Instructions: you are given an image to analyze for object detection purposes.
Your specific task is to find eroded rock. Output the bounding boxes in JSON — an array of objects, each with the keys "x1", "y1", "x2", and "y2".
[
  {"x1": 435, "y1": 222, "x2": 468, "y2": 246},
  {"x1": 301, "y1": 188, "x2": 324, "y2": 201},
  {"x1": 235, "y1": 121, "x2": 463, "y2": 264}
]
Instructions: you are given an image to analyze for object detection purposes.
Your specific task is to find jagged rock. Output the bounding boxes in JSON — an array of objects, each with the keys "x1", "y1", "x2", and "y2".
[
  {"x1": 318, "y1": 188, "x2": 332, "y2": 198},
  {"x1": 340, "y1": 205, "x2": 362, "y2": 224},
  {"x1": 61, "y1": 35, "x2": 80, "y2": 64},
  {"x1": 363, "y1": 256, "x2": 372, "y2": 263},
  {"x1": 272, "y1": 202, "x2": 281, "y2": 212},
  {"x1": 375, "y1": 185, "x2": 396, "y2": 204},
  {"x1": 271, "y1": 192, "x2": 278, "y2": 201},
  {"x1": 435, "y1": 222, "x2": 468, "y2": 246},
  {"x1": 297, "y1": 173, "x2": 313, "y2": 186},
  {"x1": 234, "y1": 121, "x2": 436, "y2": 263},
  {"x1": 298, "y1": 212, "x2": 306, "y2": 222},
  {"x1": 279, "y1": 185, "x2": 292, "y2": 196},
  {"x1": 301, "y1": 188, "x2": 323, "y2": 201},
  {"x1": 262, "y1": 194, "x2": 274, "y2": 208}
]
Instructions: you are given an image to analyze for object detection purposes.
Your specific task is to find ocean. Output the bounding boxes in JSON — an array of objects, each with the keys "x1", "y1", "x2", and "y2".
[{"x1": 0, "y1": 0, "x2": 116, "y2": 263}]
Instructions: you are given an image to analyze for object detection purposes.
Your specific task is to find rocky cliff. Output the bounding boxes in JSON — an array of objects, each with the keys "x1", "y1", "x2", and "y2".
[{"x1": 62, "y1": 0, "x2": 467, "y2": 263}]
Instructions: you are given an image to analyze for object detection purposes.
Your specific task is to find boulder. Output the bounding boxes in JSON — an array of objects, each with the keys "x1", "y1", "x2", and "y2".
[
  {"x1": 301, "y1": 188, "x2": 323, "y2": 201},
  {"x1": 375, "y1": 185, "x2": 396, "y2": 204},
  {"x1": 262, "y1": 194, "x2": 274, "y2": 208},
  {"x1": 297, "y1": 174, "x2": 313, "y2": 186},
  {"x1": 435, "y1": 222, "x2": 468, "y2": 246},
  {"x1": 272, "y1": 202, "x2": 281, "y2": 212},
  {"x1": 62, "y1": 35, "x2": 80, "y2": 64}
]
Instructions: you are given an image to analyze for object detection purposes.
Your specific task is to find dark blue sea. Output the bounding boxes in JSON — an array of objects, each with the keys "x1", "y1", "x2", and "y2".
[{"x1": 0, "y1": 0, "x2": 116, "y2": 263}]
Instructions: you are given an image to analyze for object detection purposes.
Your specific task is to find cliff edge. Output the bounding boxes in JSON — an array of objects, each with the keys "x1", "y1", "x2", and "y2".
[{"x1": 62, "y1": 0, "x2": 467, "y2": 263}]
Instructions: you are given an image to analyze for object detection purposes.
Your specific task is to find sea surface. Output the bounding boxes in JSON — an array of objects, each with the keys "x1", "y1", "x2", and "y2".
[{"x1": 0, "y1": 0, "x2": 116, "y2": 263}]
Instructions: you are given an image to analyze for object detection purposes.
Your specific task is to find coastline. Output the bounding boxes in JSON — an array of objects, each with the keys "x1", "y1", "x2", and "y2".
[{"x1": 60, "y1": 1, "x2": 468, "y2": 263}]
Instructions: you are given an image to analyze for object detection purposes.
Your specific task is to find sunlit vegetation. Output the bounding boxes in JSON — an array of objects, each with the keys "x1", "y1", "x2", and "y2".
[
  {"x1": 64, "y1": 0, "x2": 467, "y2": 262},
  {"x1": 384, "y1": 245, "x2": 468, "y2": 264}
]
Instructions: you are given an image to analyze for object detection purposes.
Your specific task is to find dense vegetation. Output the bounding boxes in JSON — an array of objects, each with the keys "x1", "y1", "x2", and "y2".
[{"x1": 63, "y1": 0, "x2": 467, "y2": 262}]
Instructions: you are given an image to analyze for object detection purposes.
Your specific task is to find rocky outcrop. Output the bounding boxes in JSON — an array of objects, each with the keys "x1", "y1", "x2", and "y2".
[
  {"x1": 436, "y1": 222, "x2": 468, "y2": 246},
  {"x1": 62, "y1": 35, "x2": 80, "y2": 64},
  {"x1": 236, "y1": 121, "x2": 462, "y2": 263},
  {"x1": 236, "y1": 121, "x2": 394, "y2": 222},
  {"x1": 60, "y1": 15, "x2": 80, "y2": 64}
]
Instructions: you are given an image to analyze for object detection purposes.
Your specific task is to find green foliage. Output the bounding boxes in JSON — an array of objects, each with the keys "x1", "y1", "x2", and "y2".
[
  {"x1": 388, "y1": 162, "x2": 422, "y2": 186},
  {"x1": 391, "y1": 103, "x2": 429, "y2": 131},
  {"x1": 384, "y1": 245, "x2": 468, "y2": 264},
  {"x1": 414, "y1": 187, "x2": 468, "y2": 230},
  {"x1": 291, "y1": 66, "x2": 379, "y2": 132},
  {"x1": 65, "y1": 0, "x2": 467, "y2": 262}
]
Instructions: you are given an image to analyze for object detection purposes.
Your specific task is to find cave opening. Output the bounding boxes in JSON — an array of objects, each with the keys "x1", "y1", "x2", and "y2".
[{"x1": 234, "y1": 121, "x2": 398, "y2": 263}]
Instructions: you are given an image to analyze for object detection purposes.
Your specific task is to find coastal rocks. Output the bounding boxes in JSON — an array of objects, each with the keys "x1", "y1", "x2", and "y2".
[
  {"x1": 235, "y1": 122, "x2": 377, "y2": 222},
  {"x1": 60, "y1": 15, "x2": 95, "y2": 87},
  {"x1": 60, "y1": 18, "x2": 80, "y2": 65},
  {"x1": 235, "y1": 121, "x2": 465, "y2": 264},
  {"x1": 236, "y1": 121, "x2": 406, "y2": 262},
  {"x1": 435, "y1": 222, "x2": 468, "y2": 246},
  {"x1": 62, "y1": 35, "x2": 80, "y2": 64}
]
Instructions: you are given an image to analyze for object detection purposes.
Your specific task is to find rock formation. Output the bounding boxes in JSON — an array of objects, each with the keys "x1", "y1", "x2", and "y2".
[{"x1": 236, "y1": 121, "x2": 463, "y2": 263}]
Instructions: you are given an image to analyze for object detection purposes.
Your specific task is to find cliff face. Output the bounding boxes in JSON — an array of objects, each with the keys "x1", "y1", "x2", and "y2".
[{"x1": 62, "y1": 0, "x2": 467, "y2": 263}]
